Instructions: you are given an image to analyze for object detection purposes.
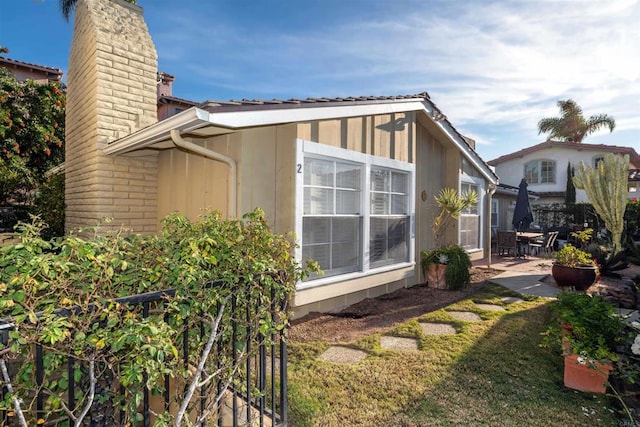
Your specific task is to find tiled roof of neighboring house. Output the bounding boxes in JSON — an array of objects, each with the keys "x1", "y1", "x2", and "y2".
[
  {"x1": 157, "y1": 95, "x2": 198, "y2": 107},
  {"x1": 495, "y1": 182, "x2": 539, "y2": 198},
  {"x1": 629, "y1": 169, "x2": 640, "y2": 182},
  {"x1": 105, "y1": 92, "x2": 499, "y2": 183},
  {"x1": 0, "y1": 56, "x2": 63, "y2": 82},
  {"x1": 487, "y1": 141, "x2": 640, "y2": 166}
]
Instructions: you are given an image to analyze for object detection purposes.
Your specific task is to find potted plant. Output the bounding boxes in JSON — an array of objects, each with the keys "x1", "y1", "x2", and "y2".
[
  {"x1": 421, "y1": 188, "x2": 476, "y2": 290},
  {"x1": 546, "y1": 292, "x2": 626, "y2": 393},
  {"x1": 551, "y1": 244, "x2": 599, "y2": 290},
  {"x1": 420, "y1": 245, "x2": 471, "y2": 290}
]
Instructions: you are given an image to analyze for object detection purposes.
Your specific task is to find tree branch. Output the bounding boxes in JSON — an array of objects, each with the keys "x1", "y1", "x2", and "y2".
[
  {"x1": 174, "y1": 295, "x2": 230, "y2": 427},
  {"x1": 0, "y1": 359, "x2": 28, "y2": 427},
  {"x1": 74, "y1": 359, "x2": 96, "y2": 427}
]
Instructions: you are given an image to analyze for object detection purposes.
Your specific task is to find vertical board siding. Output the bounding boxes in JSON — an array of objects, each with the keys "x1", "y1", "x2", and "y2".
[{"x1": 299, "y1": 113, "x2": 413, "y2": 162}]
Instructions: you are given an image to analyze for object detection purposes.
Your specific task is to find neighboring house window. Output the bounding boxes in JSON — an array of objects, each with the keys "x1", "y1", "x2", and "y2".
[
  {"x1": 593, "y1": 155, "x2": 605, "y2": 167},
  {"x1": 459, "y1": 175, "x2": 484, "y2": 251},
  {"x1": 491, "y1": 198, "x2": 498, "y2": 228},
  {"x1": 297, "y1": 140, "x2": 415, "y2": 284},
  {"x1": 524, "y1": 160, "x2": 555, "y2": 184}
]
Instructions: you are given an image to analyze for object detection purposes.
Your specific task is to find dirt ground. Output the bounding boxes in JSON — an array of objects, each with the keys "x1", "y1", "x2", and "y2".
[{"x1": 289, "y1": 267, "x2": 500, "y2": 343}]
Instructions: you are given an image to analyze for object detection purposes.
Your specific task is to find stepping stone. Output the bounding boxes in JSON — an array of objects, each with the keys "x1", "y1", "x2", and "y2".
[
  {"x1": 380, "y1": 336, "x2": 419, "y2": 351},
  {"x1": 474, "y1": 303, "x2": 505, "y2": 312},
  {"x1": 448, "y1": 311, "x2": 482, "y2": 322},
  {"x1": 419, "y1": 322, "x2": 457, "y2": 335},
  {"x1": 318, "y1": 346, "x2": 367, "y2": 364},
  {"x1": 501, "y1": 296, "x2": 524, "y2": 304}
]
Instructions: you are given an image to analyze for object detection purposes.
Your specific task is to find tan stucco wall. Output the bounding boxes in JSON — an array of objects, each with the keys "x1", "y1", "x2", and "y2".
[{"x1": 65, "y1": 0, "x2": 159, "y2": 234}]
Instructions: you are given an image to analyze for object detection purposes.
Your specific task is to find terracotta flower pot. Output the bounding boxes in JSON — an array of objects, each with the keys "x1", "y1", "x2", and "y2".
[
  {"x1": 426, "y1": 263, "x2": 448, "y2": 289},
  {"x1": 551, "y1": 263, "x2": 598, "y2": 290},
  {"x1": 564, "y1": 353, "x2": 612, "y2": 394}
]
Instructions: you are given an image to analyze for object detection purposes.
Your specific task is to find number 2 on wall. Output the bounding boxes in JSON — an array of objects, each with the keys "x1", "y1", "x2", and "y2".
[{"x1": 297, "y1": 164, "x2": 302, "y2": 173}]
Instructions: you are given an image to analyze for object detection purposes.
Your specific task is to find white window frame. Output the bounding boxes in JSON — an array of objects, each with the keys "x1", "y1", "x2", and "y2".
[
  {"x1": 524, "y1": 159, "x2": 556, "y2": 184},
  {"x1": 491, "y1": 198, "x2": 499, "y2": 228},
  {"x1": 459, "y1": 173, "x2": 484, "y2": 252},
  {"x1": 593, "y1": 155, "x2": 605, "y2": 167},
  {"x1": 295, "y1": 139, "x2": 415, "y2": 290}
]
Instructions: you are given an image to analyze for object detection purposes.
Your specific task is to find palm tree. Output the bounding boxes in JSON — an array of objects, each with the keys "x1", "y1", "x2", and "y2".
[
  {"x1": 59, "y1": 0, "x2": 137, "y2": 21},
  {"x1": 537, "y1": 99, "x2": 615, "y2": 143}
]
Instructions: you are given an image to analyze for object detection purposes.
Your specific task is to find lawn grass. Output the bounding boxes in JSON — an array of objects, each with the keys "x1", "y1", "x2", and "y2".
[{"x1": 287, "y1": 284, "x2": 619, "y2": 426}]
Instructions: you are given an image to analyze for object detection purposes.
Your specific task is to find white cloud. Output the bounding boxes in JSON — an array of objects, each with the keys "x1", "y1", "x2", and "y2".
[{"x1": 150, "y1": 0, "x2": 640, "y2": 158}]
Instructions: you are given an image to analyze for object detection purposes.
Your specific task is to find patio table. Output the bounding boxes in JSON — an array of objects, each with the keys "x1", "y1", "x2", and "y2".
[{"x1": 516, "y1": 232, "x2": 544, "y2": 257}]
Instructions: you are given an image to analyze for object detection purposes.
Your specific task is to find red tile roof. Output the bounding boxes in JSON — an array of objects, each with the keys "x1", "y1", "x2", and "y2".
[
  {"x1": 0, "y1": 56, "x2": 63, "y2": 82},
  {"x1": 157, "y1": 95, "x2": 198, "y2": 107},
  {"x1": 488, "y1": 141, "x2": 640, "y2": 167}
]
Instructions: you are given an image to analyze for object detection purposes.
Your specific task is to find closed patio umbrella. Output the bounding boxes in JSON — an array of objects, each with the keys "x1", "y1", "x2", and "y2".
[{"x1": 512, "y1": 178, "x2": 534, "y2": 232}]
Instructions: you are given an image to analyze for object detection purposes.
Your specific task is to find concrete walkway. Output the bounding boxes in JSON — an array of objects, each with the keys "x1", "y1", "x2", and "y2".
[{"x1": 475, "y1": 254, "x2": 560, "y2": 298}]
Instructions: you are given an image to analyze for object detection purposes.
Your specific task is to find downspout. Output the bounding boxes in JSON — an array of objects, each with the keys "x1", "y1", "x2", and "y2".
[
  {"x1": 169, "y1": 129, "x2": 238, "y2": 218},
  {"x1": 487, "y1": 183, "x2": 497, "y2": 269}
]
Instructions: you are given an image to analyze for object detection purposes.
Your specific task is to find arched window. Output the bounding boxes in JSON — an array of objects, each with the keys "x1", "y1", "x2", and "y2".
[{"x1": 524, "y1": 159, "x2": 555, "y2": 184}]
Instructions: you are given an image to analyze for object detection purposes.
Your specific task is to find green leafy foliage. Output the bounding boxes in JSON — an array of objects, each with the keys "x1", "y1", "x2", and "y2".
[
  {"x1": 546, "y1": 292, "x2": 626, "y2": 362},
  {"x1": 0, "y1": 68, "x2": 65, "y2": 175},
  {"x1": 32, "y1": 173, "x2": 65, "y2": 239},
  {"x1": 554, "y1": 244, "x2": 596, "y2": 267},
  {"x1": 0, "y1": 208, "x2": 311, "y2": 424},
  {"x1": 565, "y1": 162, "x2": 576, "y2": 205},
  {"x1": 420, "y1": 244, "x2": 472, "y2": 290},
  {"x1": 537, "y1": 99, "x2": 615, "y2": 143},
  {"x1": 432, "y1": 187, "x2": 477, "y2": 247}
]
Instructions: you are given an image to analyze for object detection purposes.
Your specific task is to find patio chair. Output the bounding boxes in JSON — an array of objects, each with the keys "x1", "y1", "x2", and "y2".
[
  {"x1": 496, "y1": 230, "x2": 517, "y2": 256},
  {"x1": 528, "y1": 231, "x2": 559, "y2": 256}
]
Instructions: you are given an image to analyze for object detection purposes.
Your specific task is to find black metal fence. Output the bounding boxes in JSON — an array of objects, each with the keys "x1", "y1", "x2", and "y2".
[{"x1": 0, "y1": 281, "x2": 288, "y2": 426}]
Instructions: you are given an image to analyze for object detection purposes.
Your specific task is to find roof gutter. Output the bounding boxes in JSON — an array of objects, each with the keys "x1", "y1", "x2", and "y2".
[
  {"x1": 420, "y1": 100, "x2": 498, "y2": 184},
  {"x1": 169, "y1": 129, "x2": 238, "y2": 218}
]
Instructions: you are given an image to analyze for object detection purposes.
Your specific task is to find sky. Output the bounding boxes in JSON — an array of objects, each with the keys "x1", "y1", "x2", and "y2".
[{"x1": 1, "y1": 0, "x2": 639, "y2": 162}]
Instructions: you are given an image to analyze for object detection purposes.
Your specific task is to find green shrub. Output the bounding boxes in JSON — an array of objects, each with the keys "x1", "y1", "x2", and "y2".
[
  {"x1": 547, "y1": 291, "x2": 626, "y2": 362},
  {"x1": 554, "y1": 244, "x2": 596, "y2": 267},
  {"x1": 0, "y1": 208, "x2": 314, "y2": 424},
  {"x1": 32, "y1": 172, "x2": 65, "y2": 239}
]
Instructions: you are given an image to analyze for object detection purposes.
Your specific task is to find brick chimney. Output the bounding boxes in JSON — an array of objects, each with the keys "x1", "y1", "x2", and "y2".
[{"x1": 65, "y1": 0, "x2": 159, "y2": 234}]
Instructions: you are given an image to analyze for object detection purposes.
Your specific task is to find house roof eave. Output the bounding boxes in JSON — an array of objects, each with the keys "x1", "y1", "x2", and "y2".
[
  {"x1": 104, "y1": 96, "x2": 498, "y2": 185},
  {"x1": 103, "y1": 107, "x2": 213, "y2": 155}
]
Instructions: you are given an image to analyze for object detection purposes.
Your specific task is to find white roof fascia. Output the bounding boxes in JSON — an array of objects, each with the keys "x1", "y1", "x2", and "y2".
[
  {"x1": 104, "y1": 99, "x2": 498, "y2": 185},
  {"x1": 205, "y1": 101, "x2": 426, "y2": 128},
  {"x1": 419, "y1": 101, "x2": 498, "y2": 185},
  {"x1": 103, "y1": 108, "x2": 212, "y2": 155}
]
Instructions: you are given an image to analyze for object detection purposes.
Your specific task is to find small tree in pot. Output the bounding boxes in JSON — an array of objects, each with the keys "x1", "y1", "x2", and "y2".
[{"x1": 421, "y1": 188, "x2": 475, "y2": 289}]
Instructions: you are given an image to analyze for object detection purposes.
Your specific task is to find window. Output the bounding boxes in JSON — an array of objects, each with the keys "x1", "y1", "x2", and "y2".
[
  {"x1": 524, "y1": 160, "x2": 555, "y2": 184},
  {"x1": 593, "y1": 156, "x2": 605, "y2": 167},
  {"x1": 370, "y1": 168, "x2": 410, "y2": 268},
  {"x1": 491, "y1": 198, "x2": 498, "y2": 228},
  {"x1": 297, "y1": 140, "x2": 414, "y2": 283},
  {"x1": 459, "y1": 175, "x2": 484, "y2": 251},
  {"x1": 303, "y1": 158, "x2": 362, "y2": 277}
]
